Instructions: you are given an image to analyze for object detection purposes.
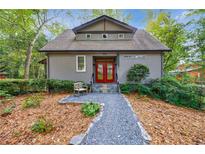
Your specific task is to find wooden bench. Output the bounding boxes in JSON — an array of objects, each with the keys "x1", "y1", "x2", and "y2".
[{"x1": 74, "y1": 82, "x2": 88, "y2": 96}]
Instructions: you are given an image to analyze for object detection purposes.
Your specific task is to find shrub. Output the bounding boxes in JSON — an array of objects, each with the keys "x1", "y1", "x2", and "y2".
[
  {"x1": 127, "y1": 64, "x2": 149, "y2": 83},
  {"x1": 47, "y1": 79, "x2": 74, "y2": 93},
  {"x1": 31, "y1": 117, "x2": 53, "y2": 133},
  {"x1": 0, "y1": 79, "x2": 74, "y2": 96},
  {"x1": 0, "y1": 79, "x2": 47, "y2": 95},
  {"x1": 81, "y1": 102, "x2": 100, "y2": 116},
  {"x1": 120, "y1": 83, "x2": 138, "y2": 94},
  {"x1": 135, "y1": 77, "x2": 204, "y2": 110},
  {"x1": 22, "y1": 94, "x2": 43, "y2": 108}
]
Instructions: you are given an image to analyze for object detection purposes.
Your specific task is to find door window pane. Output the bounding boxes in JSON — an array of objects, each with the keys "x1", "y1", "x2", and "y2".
[
  {"x1": 107, "y1": 64, "x2": 113, "y2": 80},
  {"x1": 97, "y1": 64, "x2": 103, "y2": 80}
]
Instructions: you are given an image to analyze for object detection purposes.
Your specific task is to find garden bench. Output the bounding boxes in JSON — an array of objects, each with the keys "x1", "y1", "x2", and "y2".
[{"x1": 74, "y1": 82, "x2": 88, "y2": 96}]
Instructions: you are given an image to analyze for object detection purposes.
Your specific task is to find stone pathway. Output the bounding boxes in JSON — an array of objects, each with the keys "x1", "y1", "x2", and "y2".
[{"x1": 59, "y1": 93, "x2": 150, "y2": 145}]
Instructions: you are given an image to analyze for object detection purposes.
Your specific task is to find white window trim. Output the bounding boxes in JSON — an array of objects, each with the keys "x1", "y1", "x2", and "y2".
[
  {"x1": 118, "y1": 33, "x2": 124, "y2": 39},
  {"x1": 76, "y1": 55, "x2": 86, "y2": 72},
  {"x1": 86, "y1": 33, "x2": 91, "y2": 39},
  {"x1": 102, "y1": 33, "x2": 108, "y2": 39}
]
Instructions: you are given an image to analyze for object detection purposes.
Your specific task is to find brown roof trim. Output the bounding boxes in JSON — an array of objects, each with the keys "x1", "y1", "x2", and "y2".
[
  {"x1": 72, "y1": 15, "x2": 137, "y2": 34},
  {"x1": 39, "y1": 49, "x2": 171, "y2": 52}
]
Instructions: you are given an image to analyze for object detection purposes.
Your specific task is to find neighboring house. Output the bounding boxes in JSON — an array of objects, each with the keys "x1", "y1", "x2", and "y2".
[
  {"x1": 40, "y1": 15, "x2": 170, "y2": 84},
  {"x1": 170, "y1": 63, "x2": 205, "y2": 81},
  {"x1": 0, "y1": 72, "x2": 7, "y2": 80}
]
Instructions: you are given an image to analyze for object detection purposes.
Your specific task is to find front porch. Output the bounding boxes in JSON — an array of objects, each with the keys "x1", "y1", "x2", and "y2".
[
  {"x1": 92, "y1": 56, "x2": 118, "y2": 84},
  {"x1": 90, "y1": 56, "x2": 120, "y2": 93}
]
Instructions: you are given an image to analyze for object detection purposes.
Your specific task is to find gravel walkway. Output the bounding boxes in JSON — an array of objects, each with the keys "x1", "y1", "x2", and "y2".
[{"x1": 59, "y1": 93, "x2": 149, "y2": 145}]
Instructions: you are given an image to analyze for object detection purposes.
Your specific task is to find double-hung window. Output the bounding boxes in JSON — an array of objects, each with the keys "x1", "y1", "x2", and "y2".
[{"x1": 76, "y1": 55, "x2": 86, "y2": 72}]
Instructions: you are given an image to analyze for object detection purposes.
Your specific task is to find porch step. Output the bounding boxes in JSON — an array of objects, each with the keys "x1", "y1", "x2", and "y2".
[{"x1": 91, "y1": 83, "x2": 119, "y2": 93}]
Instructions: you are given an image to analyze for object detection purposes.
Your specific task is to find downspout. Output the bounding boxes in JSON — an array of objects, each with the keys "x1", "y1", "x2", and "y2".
[{"x1": 161, "y1": 52, "x2": 164, "y2": 77}]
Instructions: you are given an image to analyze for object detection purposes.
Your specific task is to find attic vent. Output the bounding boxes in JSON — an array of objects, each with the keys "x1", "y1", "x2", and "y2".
[
  {"x1": 102, "y1": 33, "x2": 108, "y2": 39},
  {"x1": 118, "y1": 33, "x2": 124, "y2": 39},
  {"x1": 86, "y1": 34, "x2": 91, "y2": 39}
]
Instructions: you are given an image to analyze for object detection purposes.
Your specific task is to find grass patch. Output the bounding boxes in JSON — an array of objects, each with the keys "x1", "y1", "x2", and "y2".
[
  {"x1": 22, "y1": 94, "x2": 43, "y2": 108},
  {"x1": 81, "y1": 102, "x2": 100, "y2": 117},
  {"x1": 31, "y1": 117, "x2": 53, "y2": 133}
]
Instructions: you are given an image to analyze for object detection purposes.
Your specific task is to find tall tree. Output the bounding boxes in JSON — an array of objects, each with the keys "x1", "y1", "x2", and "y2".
[
  {"x1": 146, "y1": 12, "x2": 188, "y2": 72},
  {"x1": 186, "y1": 10, "x2": 205, "y2": 81},
  {"x1": 0, "y1": 10, "x2": 61, "y2": 79},
  {"x1": 69, "y1": 9, "x2": 132, "y2": 24}
]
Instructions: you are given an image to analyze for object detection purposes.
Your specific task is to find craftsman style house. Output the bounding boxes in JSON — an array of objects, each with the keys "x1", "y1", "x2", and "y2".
[{"x1": 40, "y1": 15, "x2": 170, "y2": 85}]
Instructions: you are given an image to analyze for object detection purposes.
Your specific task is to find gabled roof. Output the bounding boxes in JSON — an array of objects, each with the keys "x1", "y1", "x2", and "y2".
[
  {"x1": 40, "y1": 29, "x2": 171, "y2": 52},
  {"x1": 72, "y1": 15, "x2": 137, "y2": 33}
]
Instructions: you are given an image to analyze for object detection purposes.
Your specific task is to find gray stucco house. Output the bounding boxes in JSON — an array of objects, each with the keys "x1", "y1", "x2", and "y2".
[{"x1": 40, "y1": 15, "x2": 170, "y2": 85}]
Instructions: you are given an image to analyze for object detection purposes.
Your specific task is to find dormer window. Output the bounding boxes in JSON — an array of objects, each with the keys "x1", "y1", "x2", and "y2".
[
  {"x1": 118, "y1": 33, "x2": 124, "y2": 39},
  {"x1": 86, "y1": 34, "x2": 91, "y2": 39},
  {"x1": 102, "y1": 33, "x2": 108, "y2": 39}
]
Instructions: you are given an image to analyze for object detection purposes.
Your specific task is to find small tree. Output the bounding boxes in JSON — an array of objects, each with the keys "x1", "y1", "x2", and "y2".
[{"x1": 127, "y1": 64, "x2": 150, "y2": 83}]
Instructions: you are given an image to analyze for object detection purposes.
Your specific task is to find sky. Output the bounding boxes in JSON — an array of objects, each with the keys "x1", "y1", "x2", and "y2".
[{"x1": 48, "y1": 9, "x2": 189, "y2": 30}]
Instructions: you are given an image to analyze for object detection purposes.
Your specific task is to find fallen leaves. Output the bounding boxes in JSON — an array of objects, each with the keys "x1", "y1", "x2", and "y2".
[
  {"x1": 0, "y1": 93, "x2": 93, "y2": 145},
  {"x1": 126, "y1": 93, "x2": 205, "y2": 145}
]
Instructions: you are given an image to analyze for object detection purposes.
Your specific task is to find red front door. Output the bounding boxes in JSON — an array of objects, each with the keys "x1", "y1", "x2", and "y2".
[{"x1": 96, "y1": 62, "x2": 115, "y2": 83}]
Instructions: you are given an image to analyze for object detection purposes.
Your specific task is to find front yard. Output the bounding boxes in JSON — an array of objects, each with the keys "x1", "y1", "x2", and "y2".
[
  {"x1": 126, "y1": 93, "x2": 205, "y2": 144},
  {"x1": 0, "y1": 93, "x2": 93, "y2": 144}
]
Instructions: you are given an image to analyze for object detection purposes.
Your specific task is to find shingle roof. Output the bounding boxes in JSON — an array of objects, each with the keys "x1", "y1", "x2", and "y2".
[{"x1": 40, "y1": 29, "x2": 171, "y2": 52}]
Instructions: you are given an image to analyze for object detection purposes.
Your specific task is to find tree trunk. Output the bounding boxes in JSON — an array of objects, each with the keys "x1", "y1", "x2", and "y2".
[{"x1": 24, "y1": 25, "x2": 43, "y2": 79}]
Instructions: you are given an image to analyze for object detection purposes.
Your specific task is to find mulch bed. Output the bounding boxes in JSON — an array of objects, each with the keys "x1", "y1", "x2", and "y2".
[
  {"x1": 126, "y1": 93, "x2": 205, "y2": 145},
  {"x1": 0, "y1": 93, "x2": 93, "y2": 145}
]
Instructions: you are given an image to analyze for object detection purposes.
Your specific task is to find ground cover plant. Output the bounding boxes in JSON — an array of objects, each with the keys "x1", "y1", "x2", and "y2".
[
  {"x1": 81, "y1": 102, "x2": 100, "y2": 116},
  {"x1": 22, "y1": 94, "x2": 43, "y2": 108},
  {"x1": 31, "y1": 117, "x2": 53, "y2": 133}
]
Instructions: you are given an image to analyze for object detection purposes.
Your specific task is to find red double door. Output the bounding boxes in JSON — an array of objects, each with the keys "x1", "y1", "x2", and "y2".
[{"x1": 96, "y1": 62, "x2": 115, "y2": 83}]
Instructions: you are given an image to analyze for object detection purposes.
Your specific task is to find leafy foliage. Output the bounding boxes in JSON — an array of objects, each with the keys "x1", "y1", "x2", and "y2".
[
  {"x1": 127, "y1": 64, "x2": 150, "y2": 83},
  {"x1": 22, "y1": 94, "x2": 43, "y2": 108},
  {"x1": 119, "y1": 83, "x2": 138, "y2": 94},
  {"x1": 121, "y1": 76, "x2": 205, "y2": 110},
  {"x1": 0, "y1": 79, "x2": 47, "y2": 95},
  {"x1": 146, "y1": 12, "x2": 187, "y2": 72},
  {"x1": 47, "y1": 79, "x2": 74, "y2": 93},
  {"x1": 81, "y1": 102, "x2": 100, "y2": 117},
  {"x1": 31, "y1": 117, "x2": 53, "y2": 133},
  {"x1": 0, "y1": 79, "x2": 74, "y2": 95}
]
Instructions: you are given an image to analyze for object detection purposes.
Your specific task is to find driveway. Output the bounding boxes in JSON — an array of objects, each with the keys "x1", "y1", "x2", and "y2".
[{"x1": 59, "y1": 93, "x2": 150, "y2": 145}]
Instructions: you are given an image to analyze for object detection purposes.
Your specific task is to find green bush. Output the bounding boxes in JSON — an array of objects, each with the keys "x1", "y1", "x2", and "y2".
[
  {"x1": 81, "y1": 102, "x2": 100, "y2": 117},
  {"x1": 0, "y1": 79, "x2": 74, "y2": 96},
  {"x1": 22, "y1": 94, "x2": 43, "y2": 108},
  {"x1": 0, "y1": 79, "x2": 47, "y2": 95},
  {"x1": 127, "y1": 64, "x2": 149, "y2": 83},
  {"x1": 31, "y1": 117, "x2": 53, "y2": 133},
  {"x1": 47, "y1": 79, "x2": 74, "y2": 93},
  {"x1": 120, "y1": 83, "x2": 138, "y2": 94},
  {"x1": 136, "y1": 77, "x2": 204, "y2": 110}
]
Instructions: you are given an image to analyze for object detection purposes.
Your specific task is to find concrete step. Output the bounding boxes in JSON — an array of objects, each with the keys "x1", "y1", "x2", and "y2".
[{"x1": 92, "y1": 83, "x2": 119, "y2": 93}]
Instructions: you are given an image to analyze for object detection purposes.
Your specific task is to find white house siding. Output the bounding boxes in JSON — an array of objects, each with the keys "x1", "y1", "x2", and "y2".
[{"x1": 118, "y1": 53, "x2": 162, "y2": 83}]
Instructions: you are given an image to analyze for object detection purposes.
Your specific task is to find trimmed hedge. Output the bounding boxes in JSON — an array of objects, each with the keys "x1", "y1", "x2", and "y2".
[
  {"x1": 47, "y1": 79, "x2": 74, "y2": 93},
  {"x1": 0, "y1": 79, "x2": 74, "y2": 96}
]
